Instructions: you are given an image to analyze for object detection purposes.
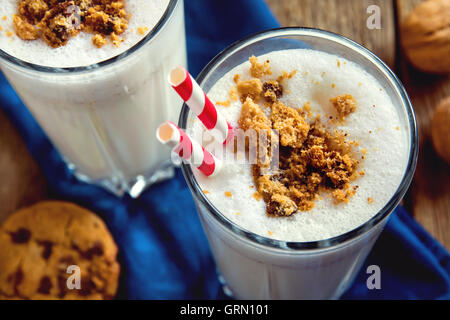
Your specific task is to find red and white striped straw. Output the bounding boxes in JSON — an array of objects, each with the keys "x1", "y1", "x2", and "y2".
[
  {"x1": 156, "y1": 121, "x2": 222, "y2": 177},
  {"x1": 169, "y1": 66, "x2": 233, "y2": 144}
]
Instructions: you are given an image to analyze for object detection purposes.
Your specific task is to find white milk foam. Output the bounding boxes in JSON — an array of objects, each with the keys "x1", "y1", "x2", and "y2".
[
  {"x1": 0, "y1": 0, "x2": 170, "y2": 67},
  {"x1": 189, "y1": 49, "x2": 409, "y2": 242}
]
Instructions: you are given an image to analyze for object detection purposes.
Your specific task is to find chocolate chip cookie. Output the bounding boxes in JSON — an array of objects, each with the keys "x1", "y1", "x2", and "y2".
[{"x1": 0, "y1": 201, "x2": 120, "y2": 300}]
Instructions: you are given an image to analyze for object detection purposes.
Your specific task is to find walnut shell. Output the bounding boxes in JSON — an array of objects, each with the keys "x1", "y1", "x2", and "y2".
[
  {"x1": 431, "y1": 97, "x2": 450, "y2": 163},
  {"x1": 401, "y1": 0, "x2": 450, "y2": 74}
]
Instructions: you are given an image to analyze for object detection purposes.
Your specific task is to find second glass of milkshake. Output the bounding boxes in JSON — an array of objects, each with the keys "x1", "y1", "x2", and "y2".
[
  {"x1": 0, "y1": 0, "x2": 186, "y2": 197},
  {"x1": 180, "y1": 28, "x2": 418, "y2": 299}
]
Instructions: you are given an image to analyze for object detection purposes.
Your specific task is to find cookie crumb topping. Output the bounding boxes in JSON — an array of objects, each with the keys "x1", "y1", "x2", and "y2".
[
  {"x1": 236, "y1": 56, "x2": 363, "y2": 217},
  {"x1": 12, "y1": 0, "x2": 130, "y2": 48},
  {"x1": 330, "y1": 94, "x2": 357, "y2": 120}
]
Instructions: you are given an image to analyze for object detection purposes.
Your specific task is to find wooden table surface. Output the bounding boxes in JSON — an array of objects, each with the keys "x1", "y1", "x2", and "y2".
[{"x1": 0, "y1": 0, "x2": 449, "y2": 248}]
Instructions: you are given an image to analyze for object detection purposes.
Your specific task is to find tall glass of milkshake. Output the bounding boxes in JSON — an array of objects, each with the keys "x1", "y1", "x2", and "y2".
[
  {"x1": 180, "y1": 28, "x2": 418, "y2": 299},
  {"x1": 0, "y1": 0, "x2": 186, "y2": 197}
]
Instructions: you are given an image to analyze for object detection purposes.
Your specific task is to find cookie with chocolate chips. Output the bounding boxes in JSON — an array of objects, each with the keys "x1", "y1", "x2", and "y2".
[{"x1": 0, "y1": 201, "x2": 120, "y2": 300}]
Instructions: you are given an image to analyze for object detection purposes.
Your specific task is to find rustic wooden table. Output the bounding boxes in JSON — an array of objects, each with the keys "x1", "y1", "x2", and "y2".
[{"x1": 0, "y1": 0, "x2": 448, "y2": 248}]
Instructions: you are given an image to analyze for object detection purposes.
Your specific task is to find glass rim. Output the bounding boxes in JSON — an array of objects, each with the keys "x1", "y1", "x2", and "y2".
[
  {"x1": 0, "y1": 0, "x2": 178, "y2": 74},
  {"x1": 179, "y1": 27, "x2": 419, "y2": 251}
]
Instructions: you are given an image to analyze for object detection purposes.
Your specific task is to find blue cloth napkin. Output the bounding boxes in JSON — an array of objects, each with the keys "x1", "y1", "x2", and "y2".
[{"x1": 1, "y1": 0, "x2": 449, "y2": 300}]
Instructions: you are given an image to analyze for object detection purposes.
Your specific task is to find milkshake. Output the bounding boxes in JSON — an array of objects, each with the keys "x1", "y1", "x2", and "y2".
[
  {"x1": 0, "y1": 0, "x2": 187, "y2": 196},
  {"x1": 181, "y1": 29, "x2": 417, "y2": 299}
]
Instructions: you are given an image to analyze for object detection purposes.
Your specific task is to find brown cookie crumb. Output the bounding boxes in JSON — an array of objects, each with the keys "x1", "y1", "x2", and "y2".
[
  {"x1": 110, "y1": 32, "x2": 123, "y2": 47},
  {"x1": 13, "y1": 0, "x2": 129, "y2": 48},
  {"x1": 237, "y1": 79, "x2": 263, "y2": 102},
  {"x1": 271, "y1": 101, "x2": 309, "y2": 148},
  {"x1": 276, "y1": 70, "x2": 297, "y2": 83},
  {"x1": 13, "y1": 14, "x2": 39, "y2": 40},
  {"x1": 229, "y1": 87, "x2": 238, "y2": 102},
  {"x1": 238, "y1": 97, "x2": 272, "y2": 133},
  {"x1": 253, "y1": 191, "x2": 262, "y2": 201},
  {"x1": 236, "y1": 59, "x2": 362, "y2": 217},
  {"x1": 330, "y1": 94, "x2": 357, "y2": 119},
  {"x1": 368, "y1": 197, "x2": 374, "y2": 204},
  {"x1": 92, "y1": 33, "x2": 107, "y2": 48},
  {"x1": 238, "y1": 97, "x2": 274, "y2": 167},
  {"x1": 137, "y1": 26, "x2": 148, "y2": 35},
  {"x1": 262, "y1": 80, "x2": 283, "y2": 103},
  {"x1": 216, "y1": 100, "x2": 231, "y2": 107},
  {"x1": 249, "y1": 55, "x2": 272, "y2": 78}
]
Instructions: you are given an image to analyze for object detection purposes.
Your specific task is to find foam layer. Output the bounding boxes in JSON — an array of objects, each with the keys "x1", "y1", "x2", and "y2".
[
  {"x1": 0, "y1": 0, "x2": 170, "y2": 67},
  {"x1": 189, "y1": 49, "x2": 410, "y2": 242}
]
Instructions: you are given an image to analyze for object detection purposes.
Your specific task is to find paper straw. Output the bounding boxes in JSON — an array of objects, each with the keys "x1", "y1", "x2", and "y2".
[
  {"x1": 156, "y1": 121, "x2": 222, "y2": 177},
  {"x1": 169, "y1": 66, "x2": 233, "y2": 144}
]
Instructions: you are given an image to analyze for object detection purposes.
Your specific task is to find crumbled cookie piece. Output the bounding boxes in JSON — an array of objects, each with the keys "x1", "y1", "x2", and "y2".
[
  {"x1": 13, "y1": 0, "x2": 129, "y2": 48},
  {"x1": 330, "y1": 94, "x2": 357, "y2": 119},
  {"x1": 110, "y1": 32, "x2": 123, "y2": 47},
  {"x1": 253, "y1": 191, "x2": 262, "y2": 201},
  {"x1": 267, "y1": 193, "x2": 298, "y2": 216},
  {"x1": 238, "y1": 98, "x2": 274, "y2": 167},
  {"x1": 236, "y1": 59, "x2": 362, "y2": 216},
  {"x1": 238, "y1": 97, "x2": 271, "y2": 132},
  {"x1": 18, "y1": 0, "x2": 48, "y2": 24},
  {"x1": 237, "y1": 79, "x2": 263, "y2": 102},
  {"x1": 216, "y1": 100, "x2": 231, "y2": 107},
  {"x1": 38, "y1": 1, "x2": 81, "y2": 48},
  {"x1": 262, "y1": 80, "x2": 283, "y2": 102},
  {"x1": 332, "y1": 186, "x2": 356, "y2": 204},
  {"x1": 229, "y1": 86, "x2": 238, "y2": 102},
  {"x1": 249, "y1": 55, "x2": 272, "y2": 78},
  {"x1": 13, "y1": 14, "x2": 38, "y2": 40},
  {"x1": 137, "y1": 26, "x2": 148, "y2": 35},
  {"x1": 277, "y1": 70, "x2": 297, "y2": 83},
  {"x1": 92, "y1": 33, "x2": 107, "y2": 48},
  {"x1": 271, "y1": 101, "x2": 309, "y2": 148}
]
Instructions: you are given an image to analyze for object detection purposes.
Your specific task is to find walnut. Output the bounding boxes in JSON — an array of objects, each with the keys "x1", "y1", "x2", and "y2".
[
  {"x1": 401, "y1": 0, "x2": 450, "y2": 74},
  {"x1": 431, "y1": 97, "x2": 450, "y2": 163}
]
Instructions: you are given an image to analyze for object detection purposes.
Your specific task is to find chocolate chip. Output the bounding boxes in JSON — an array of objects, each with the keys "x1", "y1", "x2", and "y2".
[
  {"x1": 57, "y1": 275, "x2": 67, "y2": 298},
  {"x1": 71, "y1": 241, "x2": 104, "y2": 260},
  {"x1": 84, "y1": 241, "x2": 104, "y2": 260},
  {"x1": 37, "y1": 240, "x2": 54, "y2": 259},
  {"x1": 12, "y1": 268, "x2": 24, "y2": 297},
  {"x1": 58, "y1": 256, "x2": 76, "y2": 272},
  {"x1": 263, "y1": 81, "x2": 283, "y2": 102},
  {"x1": 79, "y1": 279, "x2": 96, "y2": 296},
  {"x1": 9, "y1": 228, "x2": 31, "y2": 244},
  {"x1": 38, "y1": 276, "x2": 53, "y2": 295}
]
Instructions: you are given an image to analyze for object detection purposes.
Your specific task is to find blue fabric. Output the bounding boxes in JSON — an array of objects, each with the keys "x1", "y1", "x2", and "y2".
[{"x1": 1, "y1": 0, "x2": 449, "y2": 300}]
